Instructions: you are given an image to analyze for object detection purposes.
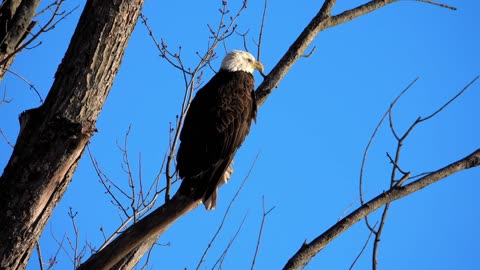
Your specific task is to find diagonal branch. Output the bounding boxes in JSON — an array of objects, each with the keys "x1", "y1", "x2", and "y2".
[
  {"x1": 77, "y1": 193, "x2": 198, "y2": 270},
  {"x1": 255, "y1": 0, "x2": 398, "y2": 106},
  {"x1": 283, "y1": 148, "x2": 480, "y2": 270},
  {"x1": 251, "y1": 196, "x2": 275, "y2": 270},
  {"x1": 255, "y1": 0, "x2": 455, "y2": 107}
]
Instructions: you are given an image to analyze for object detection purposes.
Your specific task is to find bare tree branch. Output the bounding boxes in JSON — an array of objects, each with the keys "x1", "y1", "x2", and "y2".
[
  {"x1": 87, "y1": 143, "x2": 168, "y2": 253},
  {"x1": 197, "y1": 155, "x2": 259, "y2": 270},
  {"x1": 349, "y1": 222, "x2": 378, "y2": 270},
  {"x1": 283, "y1": 148, "x2": 480, "y2": 270},
  {"x1": 251, "y1": 196, "x2": 275, "y2": 270},
  {"x1": 0, "y1": 128, "x2": 14, "y2": 148},
  {"x1": 50, "y1": 231, "x2": 72, "y2": 266},
  {"x1": 421, "y1": 76, "x2": 478, "y2": 122},
  {"x1": 66, "y1": 207, "x2": 87, "y2": 268},
  {"x1": 211, "y1": 213, "x2": 248, "y2": 270},
  {"x1": 370, "y1": 75, "x2": 478, "y2": 269},
  {"x1": 256, "y1": 0, "x2": 268, "y2": 61},
  {"x1": 359, "y1": 78, "x2": 419, "y2": 232},
  {"x1": 0, "y1": 1, "x2": 79, "y2": 67},
  {"x1": 413, "y1": 0, "x2": 456, "y2": 10},
  {"x1": 3, "y1": 68, "x2": 43, "y2": 103},
  {"x1": 0, "y1": 85, "x2": 12, "y2": 106},
  {"x1": 35, "y1": 242, "x2": 44, "y2": 270},
  {"x1": 256, "y1": 0, "x2": 397, "y2": 106},
  {"x1": 255, "y1": 0, "x2": 456, "y2": 106},
  {"x1": 77, "y1": 193, "x2": 198, "y2": 270}
]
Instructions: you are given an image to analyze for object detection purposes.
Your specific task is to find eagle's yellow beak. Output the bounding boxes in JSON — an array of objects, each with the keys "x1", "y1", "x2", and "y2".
[{"x1": 252, "y1": 61, "x2": 264, "y2": 74}]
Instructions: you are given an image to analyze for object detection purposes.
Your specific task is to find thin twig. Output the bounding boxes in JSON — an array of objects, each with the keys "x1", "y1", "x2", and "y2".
[
  {"x1": 211, "y1": 213, "x2": 248, "y2": 270},
  {"x1": 349, "y1": 222, "x2": 378, "y2": 270},
  {"x1": 386, "y1": 152, "x2": 408, "y2": 175},
  {"x1": 372, "y1": 205, "x2": 387, "y2": 270},
  {"x1": 256, "y1": 0, "x2": 268, "y2": 61},
  {"x1": 47, "y1": 232, "x2": 63, "y2": 269},
  {"x1": 251, "y1": 196, "x2": 275, "y2": 270},
  {"x1": 395, "y1": 172, "x2": 411, "y2": 187},
  {"x1": 359, "y1": 77, "x2": 418, "y2": 232},
  {"x1": 88, "y1": 143, "x2": 169, "y2": 251},
  {"x1": 371, "y1": 76, "x2": 478, "y2": 270},
  {"x1": 3, "y1": 68, "x2": 43, "y2": 103},
  {"x1": 0, "y1": 85, "x2": 12, "y2": 106},
  {"x1": 412, "y1": 0, "x2": 456, "y2": 10},
  {"x1": 0, "y1": 1, "x2": 79, "y2": 68},
  {"x1": 0, "y1": 128, "x2": 14, "y2": 148},
  {"x1": 67, "y1": 207, "x2": 86, "y2": 268},
  {"x1": 196, "y1": 154, "x2": 260, "y2": 270},
  {"x1": 50, "y1": 229, "x2": 73, "y2": 265},
  {"x1": 235, "y1": 29, "x2": 249, "y2": 52},
  {"x1": 88, "y1": 146, "x2": 130, "y2": 218},
  {"x1": 421, "y1": 76, "x2": 478, "y2": 122},
  {"x1": 388, "y1": 108, "x2": 401, "y2": 141},
  {"x1": 67, "y1": 208, "x2": 79, "y2": 268},
  {"x1": 301, "y1": 46, "x2": 316, "y2": 58},
  {"x1": 140, "y1": 243, "x2": 156, "y2": 270},
  {"x1": 36, "y1": 242, "x2": 45, "y2": 270}
]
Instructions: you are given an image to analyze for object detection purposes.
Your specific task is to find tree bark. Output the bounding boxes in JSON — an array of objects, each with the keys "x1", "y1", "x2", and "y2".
[
  {"x1": 0, "y1": 0, "x2": 144, "y2": 269},
  {"x1": 0, "y1": 0, "x2": 41, "y2": 81}
]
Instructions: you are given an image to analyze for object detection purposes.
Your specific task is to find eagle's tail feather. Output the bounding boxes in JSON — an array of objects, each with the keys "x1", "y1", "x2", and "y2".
[
  {"x1": 203, "y1": 189, "x2": 217, "y2": 210},
  {"x1": 202, "y1": 161, "x2": 233, "y2": 210}
]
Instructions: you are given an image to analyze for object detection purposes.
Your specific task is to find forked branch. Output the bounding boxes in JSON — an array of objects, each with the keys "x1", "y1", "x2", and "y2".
[{"x1": 369, "y1": 76, "x2": 478, "y2": 269}]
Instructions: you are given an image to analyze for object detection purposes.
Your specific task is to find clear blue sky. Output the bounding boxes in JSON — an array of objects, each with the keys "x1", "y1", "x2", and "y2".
[{"x1": 1, "y1": 1, "x2": 479, "y2": 269}]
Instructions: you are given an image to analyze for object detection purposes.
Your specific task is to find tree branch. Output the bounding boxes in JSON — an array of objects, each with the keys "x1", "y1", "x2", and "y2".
[
  {"x1": 196, "y1": 155, "x2": 258, "y2": 270},
  {"x1": 255, "y1": 0, "x2": 398, "y2": 106},
  {"x1": 283, "y1": 148, "x2": 480, "y2": 270},
  {"x1": 251, "y1": 196, "x2": 274, "y2": 270},
  {"x1": 77, "y1": 193, "x2": 198, "y2": 270}
]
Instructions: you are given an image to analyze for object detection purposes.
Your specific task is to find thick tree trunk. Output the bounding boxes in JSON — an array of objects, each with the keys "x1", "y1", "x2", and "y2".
[
  {"x1": 0, "y1": 0, "x2": 144, "y2": 269},
  {"x1": 0, "y1": 0, "x2": 41, "y2": 81}
]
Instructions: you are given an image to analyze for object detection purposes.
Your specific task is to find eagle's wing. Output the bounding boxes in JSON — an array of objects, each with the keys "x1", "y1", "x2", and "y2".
[{"x1": 177, "y1": 71, "x2": 256, "y2": 209}]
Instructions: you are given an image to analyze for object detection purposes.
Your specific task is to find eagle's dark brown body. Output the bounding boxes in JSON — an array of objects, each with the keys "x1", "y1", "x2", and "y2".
[{"x1": 177, "y1": 70, "x2": 257, "y2": 209}]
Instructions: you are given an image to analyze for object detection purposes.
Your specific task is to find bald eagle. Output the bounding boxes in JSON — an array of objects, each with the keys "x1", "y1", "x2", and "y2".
[{"x1": 176, "y1": 50, "x2": 264, "y2": 210}]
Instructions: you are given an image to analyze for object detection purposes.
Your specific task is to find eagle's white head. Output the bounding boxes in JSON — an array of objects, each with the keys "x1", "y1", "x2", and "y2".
[{"x1": 220, "y1": 50, "x2": 264, "y2": 74}]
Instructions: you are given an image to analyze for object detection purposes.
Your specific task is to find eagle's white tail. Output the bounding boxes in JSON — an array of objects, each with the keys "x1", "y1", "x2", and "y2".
[{"x1": 203, "y1": 161, "x2": 234, "y2": 210}]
